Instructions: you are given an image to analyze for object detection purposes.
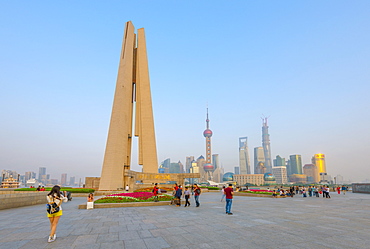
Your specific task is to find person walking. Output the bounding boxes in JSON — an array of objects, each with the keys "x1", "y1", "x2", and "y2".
[
  {"x1": 184, "y1": 187, "x2": 191, "y2": 207},
  {"x1": 125, "y1": 184, "x2": 129, "y2": 192},
  {"x1": 46, "y1": 185, "x2": 68, "y2": 243},
  {"x1": 193, "y1": 184, "x2": 201, "y2": 207},
  {"x1": 175, "y1": 185, "x2": 182, "y2": 206},
  {"x1": 153, "y1": 183, "x2": 159, "y2": 202},
  {"x1": 224, "y1": 184, "x2": 234, "y2": 215},
  {"x1": 220, "y1": 186, "x2": 226, "y2": 202},
  {"x1": 342, "y1": 185, "x2": 346, "y2": 195}
]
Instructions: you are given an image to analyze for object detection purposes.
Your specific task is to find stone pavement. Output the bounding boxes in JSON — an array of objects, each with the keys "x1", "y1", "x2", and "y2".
[{"x1": 1, "y1": 191, "x2": 370, "y2": 249}]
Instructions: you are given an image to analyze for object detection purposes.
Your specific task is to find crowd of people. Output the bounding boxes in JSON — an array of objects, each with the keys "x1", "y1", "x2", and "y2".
[{"x1": 271, "y1": 185, "x2": 349, "y2": 198}]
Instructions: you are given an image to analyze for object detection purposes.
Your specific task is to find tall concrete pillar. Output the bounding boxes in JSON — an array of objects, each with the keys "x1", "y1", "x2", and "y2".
[{"x1": 99, "y1": 21, "x2": 158, "y2": 191}]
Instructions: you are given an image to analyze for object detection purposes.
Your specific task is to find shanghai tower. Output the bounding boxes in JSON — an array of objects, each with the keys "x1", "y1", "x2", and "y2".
[{"x1": 262, "y1": 117, "x2": 272, "y2": 173}]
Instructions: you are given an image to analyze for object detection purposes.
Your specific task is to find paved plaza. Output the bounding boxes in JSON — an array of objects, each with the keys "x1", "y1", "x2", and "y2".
[{"x1": 1, "y1": 191, "x2": 370, "y2": 249}]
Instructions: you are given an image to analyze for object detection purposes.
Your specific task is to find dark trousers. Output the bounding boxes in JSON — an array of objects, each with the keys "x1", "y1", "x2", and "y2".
[{"x1": 185, "y1": 195, "x2": 190, "y2": 206}]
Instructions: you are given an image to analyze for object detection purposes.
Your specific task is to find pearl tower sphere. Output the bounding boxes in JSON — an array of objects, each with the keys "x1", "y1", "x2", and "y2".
[{"x1": 203, "y1": 109, "x2": 214, "y2": 173}]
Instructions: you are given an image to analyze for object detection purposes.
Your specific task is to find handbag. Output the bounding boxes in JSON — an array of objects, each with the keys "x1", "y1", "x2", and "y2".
[
  {"x1": 46, "y1": 196, "x2": 61, "y2": 214},
  {"x1": 87, "y1": 201, "x2": 94, "y2": 209}
]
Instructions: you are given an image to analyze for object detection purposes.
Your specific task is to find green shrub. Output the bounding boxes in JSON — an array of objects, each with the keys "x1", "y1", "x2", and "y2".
[{"x1": 207, "y1": 187, "x2": 220, "y2": 190}]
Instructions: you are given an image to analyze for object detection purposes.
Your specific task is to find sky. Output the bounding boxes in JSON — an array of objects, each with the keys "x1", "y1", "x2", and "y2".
[{"x1": 1, "y1": 1, "x2": 370, "y2": 183}]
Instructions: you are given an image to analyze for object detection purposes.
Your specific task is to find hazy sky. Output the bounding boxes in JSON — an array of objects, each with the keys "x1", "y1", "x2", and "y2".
[{"x1": 1, "y1": 1, "x2": 370, "y2": 182}]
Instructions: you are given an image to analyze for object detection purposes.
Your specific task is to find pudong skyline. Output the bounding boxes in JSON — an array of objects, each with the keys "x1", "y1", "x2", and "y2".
[{"x1": 1, "y1": 2, "x2": 370, "y2": 183}]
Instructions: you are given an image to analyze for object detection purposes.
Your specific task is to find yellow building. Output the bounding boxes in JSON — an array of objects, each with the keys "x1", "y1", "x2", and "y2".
[
  {"x1": 233, "y1": 174, "x2": 265, "y2": 186},
  {"x1": 312, "y1": 154, "x2": 327, "y2": 181}
]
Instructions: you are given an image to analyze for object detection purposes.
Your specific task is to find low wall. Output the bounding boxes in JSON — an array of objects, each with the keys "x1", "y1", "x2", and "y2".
[
  {"x1": 0, "y1": 191, "x2": 47, "y2": 210},
  {"x1": 78, "y1": 200, "x2": 185, "y2": 209},
  {"x1": 352, "y1": 183, "x2": 370, "y2": 194}
]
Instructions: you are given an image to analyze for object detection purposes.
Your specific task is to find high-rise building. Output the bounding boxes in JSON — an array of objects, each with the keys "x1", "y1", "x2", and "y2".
[
  {"x1": 203, "y1": 108, "x2": 214, "y2": 180},
  {"x1": 303, "y1": 164, "x2": 318, "y2": 183},
  {"x1": 70, "y1": 176, "x2": 76, "y2": 186},
  {"x1": 312, "y1": 154, "x2": 327, "y2": 181},
  {"x1": 272, "y1": 166, "x2": 288, "y2": 184},
  {"x1": 212, "y1": 154, "x2": 219, "y2": 170},
  {"x1": 239, "y1": 137, "x2": 251, "y2": 174},
  {"x1": 25, "y1": 171, "x2": 36, "y2": 181},
  {"x1": 169, "y1": 162, "x2": 181, "y2": 173},
  {"x1": 159, "y1": 158, "x2": 170, "y2": 173},
  {"x1": 185, "y1": 156, "x2": 194, "y2": 173},
  {"x1": 254, "y1": 147, "x2": 265, "y2": 174},
  {"x1": 261, "y1": 118, "x2": 272, "y2": 173},
  {"x1": 61, "y1": 173, "x2": 67, "y2": 186},
  {"x1": 190, "y1": 161, "x2": 199, "y2": 184},
  {"x1": 196, "y1": 155, "x2": 206, "y2": 182},
  {"x1": 289, "y1": 155, "x2": 303, "y2": 175},
  {"x1": 38, "y1": 167, "x2": 46, "y2": 181},
  {"x1": 234, "y1": 167, "x2": 240, "y2": 175},
  {"x1": 273, "y1": 155, "x2": 286, "y2": 167}
]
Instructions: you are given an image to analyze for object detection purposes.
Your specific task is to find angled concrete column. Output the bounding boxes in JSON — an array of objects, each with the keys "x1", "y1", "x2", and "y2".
[{"x1": 99, "y1": 21, "x2": 158, "y2": 190}]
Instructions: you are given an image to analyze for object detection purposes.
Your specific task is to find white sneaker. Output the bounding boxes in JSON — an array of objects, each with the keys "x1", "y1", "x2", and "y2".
[
  {"x1": 53, "y1": 234, "x2": 56, "y2": 240},
  {"x1": 48, "y1": 236, "x2": 55, "y2": 243}
]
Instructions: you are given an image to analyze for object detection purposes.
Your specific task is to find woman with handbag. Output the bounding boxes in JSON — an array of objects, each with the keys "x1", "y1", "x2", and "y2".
[{"x1": 46, "y1": 185, "x2": 68, "y2": 243}]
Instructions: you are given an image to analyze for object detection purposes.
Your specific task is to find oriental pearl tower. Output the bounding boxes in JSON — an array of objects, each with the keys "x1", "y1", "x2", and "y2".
[{"x1": 203, "y1": 108, "x2": 214, "y2": 180}]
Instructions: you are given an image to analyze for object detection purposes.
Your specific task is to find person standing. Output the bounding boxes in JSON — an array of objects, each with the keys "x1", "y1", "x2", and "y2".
[
  {"x1": 153, "y1": 183, "x2": 159, "y2": 202},
  {"x1": 221, "y1": 186, "x2": 226, "y2": 202},
  {"x1": 326, "y1": 185, "x2": 331, "y2": 198},
  {"x1": 184, "y1": 187, "x2": 191, "y2": 207},
  {"x1": 46, "y1": 185, "x2": 68, "y2": 243},
  {"x1": 125, "y1": 185, "x2": 129, "y2": 192},
  {"x1": 175, "y1": 185, "x2": 182, "y2": 206},
  {"x1": 342, "y1": 185, "x2": 346, "y2": 195},
  {"x1": 193, "y1": 184, "x2": 201, "y2": 207},
  {"x1": 224, "y1": 184, "x2": 234, "y2": 215}
]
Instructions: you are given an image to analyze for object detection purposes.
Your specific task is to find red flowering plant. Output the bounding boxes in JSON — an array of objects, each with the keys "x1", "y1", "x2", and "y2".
[{"x1": 94, "y1": 192, "x2": 172, "y2": 203}]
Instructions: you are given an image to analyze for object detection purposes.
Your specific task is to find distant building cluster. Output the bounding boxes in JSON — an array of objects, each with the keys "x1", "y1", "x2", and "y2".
[
  {"x1": 0, "y1": 167, "x2": 82, "y2": 188},
  {"x1": 155, "y1": 112, "x2": 350, "y2": 186}
]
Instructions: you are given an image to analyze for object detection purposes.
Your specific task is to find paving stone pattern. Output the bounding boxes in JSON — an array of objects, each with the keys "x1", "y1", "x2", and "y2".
[{"x1": 0, "y1": 191, "x2": 370, "y2": 249}]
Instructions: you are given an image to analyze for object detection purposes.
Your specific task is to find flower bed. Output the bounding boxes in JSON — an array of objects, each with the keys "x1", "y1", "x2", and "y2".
[
  {"x1": 133, "y1": 187, "x2": 172, "y2": 193},
  {"x1": 95, "y1": 192, "x2": 172, "y2": 203}
]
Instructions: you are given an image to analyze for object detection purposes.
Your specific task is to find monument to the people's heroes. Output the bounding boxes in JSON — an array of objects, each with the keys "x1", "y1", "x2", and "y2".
[{"x1": 98, "y1": 21, "x2": 199, "y2": 191}]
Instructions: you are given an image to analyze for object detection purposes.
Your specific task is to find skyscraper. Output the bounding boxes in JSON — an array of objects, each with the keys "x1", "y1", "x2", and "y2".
[
  {"x1": 69, "y1": 176, "x2": 75, "y2": 186},
  {"x1": 239, "y1": 137, "x2": 251, "y2": 174},
  {"x1": 185, "y1": 156, "x2": 194, "y2": 173},
  {"x1": 262, "y1": 118, "x2": 272, "y2": 173},
  {"x1": 312, "y1": 153, "x2": 327, "y2": 181},
  {"x1": 303, "y1": 164, "x2": 318, "y2": 183},
  {"x1": 273, "y1": 155, "x2": 286, "y2": 167},
  {"x1": 203, "y1": 108, "x2": 214, "y2": 180},
  {"x1": 234, "y1": 167, "x2": 240, "y2": 175},
  {"x1": 61, "y1": 173, "x2": 67, "y2": 186},
  {"x1": 159, "y1": 158, "x2": 170, "y2": 173},
  {"x1": 289, "y1": 155, "x2": 303, "y2": 174},
  {"x1": 212, "y1": 154, "x2": 219, "y2": 170},
  {"x1": 38, "y1": 167, "x2": 46, "y2": 181},
  {"x1": 254, "y1": 147, "x2": 265, "y2": 174}
]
